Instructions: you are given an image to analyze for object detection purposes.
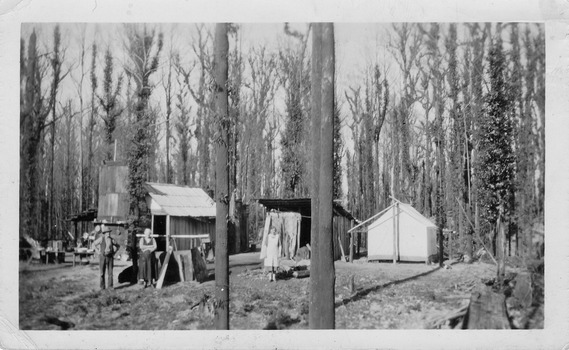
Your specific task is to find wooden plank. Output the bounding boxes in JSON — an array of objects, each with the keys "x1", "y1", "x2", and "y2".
[
  {"x1": 175, "y1": 253, "x2": 185, "y2": 282},
  {"x1": 338, "y1": 235, "x2": 346, "y2": 262},
  {"x1": 463, "y1": 288, "x2": 511, "y2": 329},
  {"x1": 156, "y1": 248, "x2": 173, "y2": 290},
  {"x1": 183, "y1": 253, "x2": 194, "y2": 281},
  {"x1": 191, "y1": 248, "x2": 208, "y2": 282}
]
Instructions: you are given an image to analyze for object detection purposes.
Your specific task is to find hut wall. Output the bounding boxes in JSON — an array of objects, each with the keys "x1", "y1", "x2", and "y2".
[
  {"x1": 170, "y1": 216, "x2": 215, "y2": 251},
  {"x1": 332, "y1": 215, "x2": 352, "y2": 261}
]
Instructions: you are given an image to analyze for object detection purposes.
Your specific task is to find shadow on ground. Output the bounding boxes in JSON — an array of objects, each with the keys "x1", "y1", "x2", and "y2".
[{"x1": 335, "y1": 266, "x2": 442, "y2": 307}]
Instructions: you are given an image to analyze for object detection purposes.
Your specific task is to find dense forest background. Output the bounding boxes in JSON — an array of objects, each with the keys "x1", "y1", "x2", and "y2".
[{"x1": 20, "y1": 22, "x2": 544, "y2": 261}]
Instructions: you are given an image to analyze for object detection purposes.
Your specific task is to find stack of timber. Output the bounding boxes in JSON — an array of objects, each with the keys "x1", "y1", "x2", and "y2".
[
  {"x1": 174, "y1": 248, "x2": 208, "y2": 283},
  {"x1": 157, "y1": 248, "x2": 209, "y2": 289}
]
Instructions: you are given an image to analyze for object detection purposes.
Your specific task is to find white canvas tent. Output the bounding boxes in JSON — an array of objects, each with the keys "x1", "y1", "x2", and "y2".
[{"x1": 361, "y1": 201, "x2": 437, "y2": 263}]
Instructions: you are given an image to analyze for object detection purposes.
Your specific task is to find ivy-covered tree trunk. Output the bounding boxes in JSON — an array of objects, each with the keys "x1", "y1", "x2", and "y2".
[
  {"x1": 478, "y1": 24, "x2": 515, "y2": 271},
  {"x1": 124, "y1": 25, "x2": 163, "y2": 223}
]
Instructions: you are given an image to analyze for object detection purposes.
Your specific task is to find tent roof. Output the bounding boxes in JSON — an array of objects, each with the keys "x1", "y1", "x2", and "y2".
[
  {"x1": 145, "y1": 182, "x2": 216, "y2": 217},
  {"x1": 351, "y1": 201, "x2": 436, "y2": 233},
  {"x1": 396, "y1": 203, "x2": 436, "y2": 227},
  {"x1": 257, "y1": 198, "x2": 356, "y2": 221}
]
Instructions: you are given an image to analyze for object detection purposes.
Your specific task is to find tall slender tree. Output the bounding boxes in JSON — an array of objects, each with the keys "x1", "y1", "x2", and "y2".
[
  {"x1": 98, "y1": 48, "x2": 123, "y2": 161},
  {"x1": 478, "y1": 24, "x2": 515, "y2": 283},
  {"x1": 310, "y1": 22, "x2": 335, "y2": 329},
  {"x1": 279, "y1": 24, "x2": 311, "y2": 198},
  {"x1": 20, "y1": 27, "x2": 64, "y2": 239},
  {"x1": 47, "y1": 25, "x2": 64, "y2": 240},
  {"x1": 86, "y1": 42, "x2": 98, "y2": 211},
  {"x1": 309, "y1": 21, "x2": 322, "y2": 327},
  {"x1": 213, "y1": 23, "x2": 230, "y2": 330},
  {"x1": 124, "y1": 24, "x2": 164, "y2": 222}
]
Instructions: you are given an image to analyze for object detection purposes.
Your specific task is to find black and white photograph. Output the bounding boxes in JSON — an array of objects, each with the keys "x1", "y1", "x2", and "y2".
[{"x1": 1, "y1": 1, "x2": 569, "y2": 349}]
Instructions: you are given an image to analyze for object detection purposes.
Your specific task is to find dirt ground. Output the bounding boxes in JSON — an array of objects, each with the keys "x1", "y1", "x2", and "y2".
[{"x1": 18, "y1": 251, "x2": 543, "y2": 330}]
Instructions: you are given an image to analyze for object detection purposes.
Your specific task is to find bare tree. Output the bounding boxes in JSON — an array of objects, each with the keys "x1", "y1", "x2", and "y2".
[
  {"x1": 240, "y1": 46, "x2": 278, "y2": 202},
  {"x1": 98, "y1": 48, "x2": 123, "y2": 161},
  {"x1": 20, "y1": 26, "x2": 64, "y2": 239}
]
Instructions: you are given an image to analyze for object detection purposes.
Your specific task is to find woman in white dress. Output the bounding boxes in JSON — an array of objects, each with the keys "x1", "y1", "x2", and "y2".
[{"x1": 264, "y1": 227, "x2": 281, "y2": 282}]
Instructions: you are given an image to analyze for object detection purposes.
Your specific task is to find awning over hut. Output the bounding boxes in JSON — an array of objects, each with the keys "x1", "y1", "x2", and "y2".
[
  {"x1": 257, "y1": 198, "x2": 357, "y2": 261},
  {"x1": 257, "y1": 198, "x2": 356, "y2": 222}
]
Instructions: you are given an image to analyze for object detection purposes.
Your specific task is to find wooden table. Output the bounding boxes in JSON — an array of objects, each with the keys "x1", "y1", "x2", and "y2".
[
  {"x1": 42, "y1": 251, "x2": 65, "y2": 264},
  {"x1": 73, "y1": 251, "x2": 95, "y2": 267}
]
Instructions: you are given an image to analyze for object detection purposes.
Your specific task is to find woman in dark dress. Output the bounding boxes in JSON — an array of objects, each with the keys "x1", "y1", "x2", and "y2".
[{"x1": 138, "y1": 228, "x2": 157, "y2": 287}]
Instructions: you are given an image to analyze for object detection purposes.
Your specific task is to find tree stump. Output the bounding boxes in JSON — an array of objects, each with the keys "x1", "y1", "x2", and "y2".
[
  {"x1": 513, "y1": 272, "x2": 533, "y2": 309},
  {"x1": 462, "y1": 287, "x2": 511, "y2": 329}
]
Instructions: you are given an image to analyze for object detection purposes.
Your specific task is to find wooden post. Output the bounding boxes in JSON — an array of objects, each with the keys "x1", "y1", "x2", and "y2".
[
  {"x1": 350, "y1": 232, "x2": 354, "y2": 262},
  {"x1": 396, "y1": 203, "x2": 400, "y2": 261},
  {"x1": 166, "y1": 214, "x2": 170, "y2": 249},
  {"x1": 74, "y1": 222, "x2": 78, "y2": 247},
  {"x1": 297, "y1": 217, "x2": 300, "y2": 252},
  {"x1": 113, "y1": 139, "x2": 117, "y2": 162},
  {"x1": 131, "y1": 226, "x2": 138, "y2": 283},
  {"x1": 449, "y1": 229, "x2": 453, "y2": 260},
  {"x1": 392, "y1": 204, "x2": 397, "y2": 264},
  {"x1": 357, "y1": 231, "x2": 361, "y2": 256}
]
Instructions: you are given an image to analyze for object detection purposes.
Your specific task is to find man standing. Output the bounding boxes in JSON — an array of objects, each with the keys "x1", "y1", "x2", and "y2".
[{"x1": 94, "y1": 226, "x2": 120, "y2": 290}]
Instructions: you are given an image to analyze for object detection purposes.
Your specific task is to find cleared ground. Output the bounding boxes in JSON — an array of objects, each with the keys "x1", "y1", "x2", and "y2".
[{"x1": 19, "y1": 252, "x2": 543, "y2": 330}]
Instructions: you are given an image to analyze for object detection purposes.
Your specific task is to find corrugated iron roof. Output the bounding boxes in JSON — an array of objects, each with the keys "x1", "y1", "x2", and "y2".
[{"x1": 145, "y1": 182, "x2": 216, "y2": 217}]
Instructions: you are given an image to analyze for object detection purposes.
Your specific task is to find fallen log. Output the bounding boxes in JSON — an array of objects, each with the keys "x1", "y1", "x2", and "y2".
[
  {"x1": 292, "y1": 270, "x2": 310, "y2": 278},
  {"x1": 427, "y1": 304, "x2": 469, "y2": 329},
  {"x1": 462, "y1": 287, "x2": 511, "y2": 329}
]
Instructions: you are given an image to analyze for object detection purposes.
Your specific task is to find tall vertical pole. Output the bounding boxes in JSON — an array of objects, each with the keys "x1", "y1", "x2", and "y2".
[
  {"x1": 392, "y1": 203, "x2": 397, "y2": 264},
  {"x1": 309, "y1": 22, "x2": 323, "y2": 329},
  {"x1": 310, "y1": 22, "x2": 336, "y2": 329},
  {"x1": 213, "y1": 23, "x2": 230, "y2": 330},
  {"x1": 166, "y1": 214, "x2": 170, "y2": 247}
]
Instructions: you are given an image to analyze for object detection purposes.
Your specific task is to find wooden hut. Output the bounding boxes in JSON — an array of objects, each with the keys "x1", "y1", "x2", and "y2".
[
  {"x1": 257, "y1": 198, "x2": 356, "y2": 261},
  {"x1": 144, "y1": 183, "x2": 216, "y2": 252}
]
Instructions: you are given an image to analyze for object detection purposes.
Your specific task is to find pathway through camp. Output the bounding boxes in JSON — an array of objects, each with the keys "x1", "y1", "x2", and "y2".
[{"x1": 19, "y1": 252, "x2": 543, "y2": 330}]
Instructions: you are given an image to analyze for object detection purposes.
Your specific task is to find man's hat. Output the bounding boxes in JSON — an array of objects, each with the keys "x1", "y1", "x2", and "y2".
[{"x1": 101, "y1": 226, "x2": 112, "y2": 233}]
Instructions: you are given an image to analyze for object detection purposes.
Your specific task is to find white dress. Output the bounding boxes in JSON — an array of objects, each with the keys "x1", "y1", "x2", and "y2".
[{"x1": 264, "y1": 233, "x2": 280, "y2": 267}]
